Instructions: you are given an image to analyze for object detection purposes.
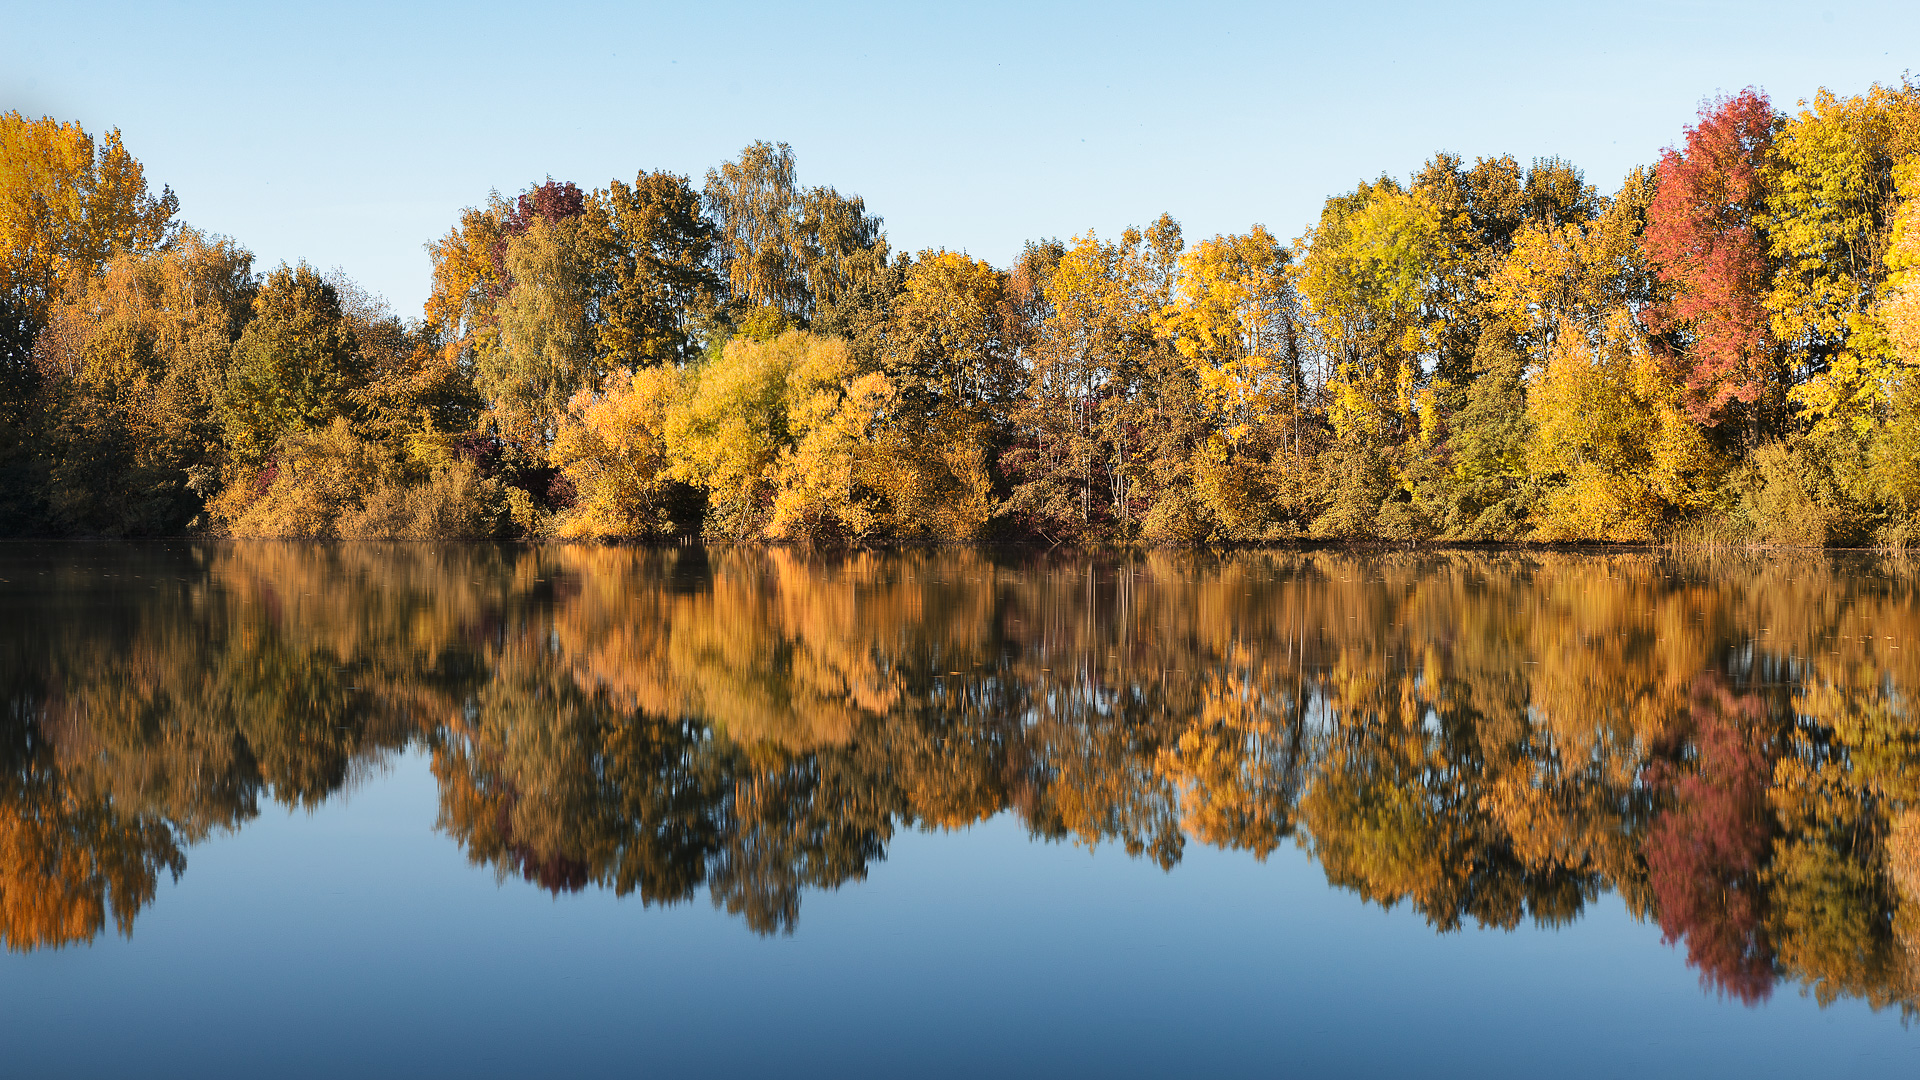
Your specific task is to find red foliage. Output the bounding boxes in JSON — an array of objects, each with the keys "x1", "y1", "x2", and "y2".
[
  {"x1": 1641, "y1": 89, "x2": 1779, "y2": 425},
  {"x1": 1642, "y1": 673, "x2": 1778, "y2": 1004},
  {"x1": 450, "y1": 432, "x2": 505, "y2": 479},
  {"x1": 486, "y1": 180, "x2": 590, "y2": 289},
  {"x1": 489, "y1": 789, "x2": 590, "y2": 894},
  {"x1": 507, "y1": 180, "x2": 587, "y2": 235}
]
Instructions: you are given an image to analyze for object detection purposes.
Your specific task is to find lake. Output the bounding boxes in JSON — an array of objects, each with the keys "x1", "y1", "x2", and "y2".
[{"x1": 2, "y1": 543, "x2": 1918, "y2": 1077}]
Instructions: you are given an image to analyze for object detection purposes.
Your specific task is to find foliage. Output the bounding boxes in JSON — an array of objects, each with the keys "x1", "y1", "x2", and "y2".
[
  {"x1": 209, "y1": 418, "x2": 504, "y2": 539},
  {"x1": 703, "y1": 142, "x2": 884, "y2": 325},
  {"x1": 589, "y1": 169, "x2": 720, "y2": 368},
  {"x1": 1642, "y1": 90, "x2": 1781, "y2": 425},
  {"x1": 1527, "y1": 311, "x2": 1719, "y2": 541},
  {"x1": 222, "y1": 264, "x2": 365, "y2": 465},
  {"x1": 0, "y1": 112, "x2": 179, "y2": 377},
  {"x1": 26, "y1": 232, "x2": 252, "y2": 534},
  {"x1": 14, "y1": 82, "x2": 1920, "y2": 545},
  {"x1": 1442, "y1": 328, "x2": 1537, "y2": 539},
  {"x1": 484, "y1": 216, "x2": 597, "y2": 455},
  {"x1": 552, "y1": 364, "x2": 687, "y2": 540}
]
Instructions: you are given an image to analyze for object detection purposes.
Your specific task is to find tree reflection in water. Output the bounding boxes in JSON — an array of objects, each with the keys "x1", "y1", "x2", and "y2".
[{"x1": 3, "y1": 544, "x2": 1919, "y2": 1013}]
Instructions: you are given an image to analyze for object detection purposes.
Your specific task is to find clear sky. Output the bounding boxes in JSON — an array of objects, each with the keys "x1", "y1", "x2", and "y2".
[{"x1": 6, "y1": 1, "x2": 1915, "y2": 317}]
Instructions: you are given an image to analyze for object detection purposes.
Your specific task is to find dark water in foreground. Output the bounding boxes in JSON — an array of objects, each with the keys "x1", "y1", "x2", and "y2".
[{"x1": 2, "y1": 543, "x2": 1919, "y2": 1077}]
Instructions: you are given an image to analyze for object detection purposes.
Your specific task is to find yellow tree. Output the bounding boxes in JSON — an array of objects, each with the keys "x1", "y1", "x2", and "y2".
[
  {"x1": 879, "y1": 250, "x2": 1010, "y2": 540},
  {"x1": 1766, "y1": 83, "x2": 1920, "y2": 441},
  {"x1": 1872, "y1": 156, "x2": 1920, "y2": 519},
  {"x1": 1296, "y1": 180, "x2": 1450, "y2": 537},
  {"x1": 1167, "y1": 226, "x2": 1301, "y2": 449},
  {"x1": 1527, "y1": 311, "x2": 1719, "y2": 540},
  {"x1": 1486, "y1": 169, "x2": 1656, "y2": 364},
  {"x1": 423, "y1": 196, "x2": 512, "y2": 380},
  {"x1": 1005, "y1": 224, "x2": 1173, "y2": 540},
  {"x1": 1163, "y1": 226, "x2": 1303, "y2": 533},
  {"x1": 1298, "y1": 181, "x2": 1444, "y2": 445},
  {"x1": 769, "y1": 351, "x2": 896, "y2": 546},
  {"x1": 1, "y1": 113, "x2": 179, "y2": 372},
  {"x1": 551, "y1": 364, "x2": 687, "y2": 539},
  {"x1": 665, "y1": 332, "x2": 800, "y2": 539},
  {"x1": 1005, "y1": 232, "x2": 1125, "y2": 537},
  {"x1": 885, "y1": 250, "x2": 1013, "y2": 416},
  {"x1": 666, "y1": 330, "x2": 903, "y2": 543}
]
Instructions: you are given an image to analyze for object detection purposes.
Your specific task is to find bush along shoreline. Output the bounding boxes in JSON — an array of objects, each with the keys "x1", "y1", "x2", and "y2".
[{"x1": 9, "y1": 83, "x2": 1920, "y2": 548}]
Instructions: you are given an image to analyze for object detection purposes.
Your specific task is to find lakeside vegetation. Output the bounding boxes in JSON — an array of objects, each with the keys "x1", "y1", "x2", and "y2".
[
  {"x1": 6, "y1": 80, "x2": 1920, "y2": 545},
  {"x1": 5, "y1": 544, "x2": 1920, "y2": 1014}
]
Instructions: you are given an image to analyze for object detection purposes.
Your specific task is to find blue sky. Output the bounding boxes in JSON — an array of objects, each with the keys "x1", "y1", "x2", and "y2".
[{"x1": 5, "y1": 1, "x2": 1914, "y2": 316}]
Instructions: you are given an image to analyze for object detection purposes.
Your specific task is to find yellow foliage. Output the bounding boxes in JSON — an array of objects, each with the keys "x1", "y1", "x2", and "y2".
[
  {"x1": 210, "y1": 418, "x2": 501, "y2": 539},
  {"x1": 1528, "y1": 311, "x2": 1719, "y2": 540},
  {"x1": 553, "y1": 364, "x2": 684, "y2": 539},
  {"x1": 1883, "y1": 156, "x2": 1920, "y2": 370},
  {"x1": 1299, "y1": 182, "x2": 1446, "y2": 443},
  {"x1": 1165, "y1": 226, "x2": 1297, "y2": 446},
  {"x1": 0, "y1": 786, "x2": 181, "y2": 951},
  {"x1": 665, "y1": 332, "x2": 811, "y2": 538},
  {"x1": 1, "y1": 112, "x2": 177, "y2": 329}
]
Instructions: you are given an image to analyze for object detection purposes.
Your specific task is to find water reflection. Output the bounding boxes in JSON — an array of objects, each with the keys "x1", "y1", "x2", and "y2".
[{"x1": 3, "y1": 544, "x2": 1918, "y2": 1013}]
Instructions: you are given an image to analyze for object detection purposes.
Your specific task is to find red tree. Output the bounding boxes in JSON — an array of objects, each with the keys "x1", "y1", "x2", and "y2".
[
  {"x1": 486, "y1": 179, "x2": 590, "y2": 288},
  {"x1": 507, "y1": 180, "x2": 587, "y2": 234},
  {"x1": 1641, "y1": 89, "x2": 1779, "y2": 425}
]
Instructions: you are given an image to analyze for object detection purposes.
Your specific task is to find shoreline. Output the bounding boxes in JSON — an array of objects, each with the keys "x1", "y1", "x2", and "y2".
[{"x1": 1, "y1": 536, "x2": 1909, "y2": 554}]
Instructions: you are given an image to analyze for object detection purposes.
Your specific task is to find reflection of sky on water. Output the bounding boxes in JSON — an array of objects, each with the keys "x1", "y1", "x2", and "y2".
[{"x1": 0, "y1": 747, "x2": 1912, "y2": 1079}]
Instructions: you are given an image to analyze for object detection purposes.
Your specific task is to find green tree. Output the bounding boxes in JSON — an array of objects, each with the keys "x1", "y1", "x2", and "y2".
[
  {"x1": 222, "y1": 264, "x2": 364, "y2": 466},
  {"x1": 588, "y1": 169, "x2": 721, "y2": 368},
  {"x1": 704, "y1": 142, "x2": 884, "y2": 326},
  {"x1": 1441, "y1": 328, "x2": 1537, "y2": 538},
  {"x1": 482, "y1": 217, "x2": 598, "y2": 456}
]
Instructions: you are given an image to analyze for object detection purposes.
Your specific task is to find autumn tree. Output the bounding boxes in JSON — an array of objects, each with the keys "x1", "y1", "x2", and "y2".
[
  {"x1": 1875, "y1": 156, "x2": 1920, "y2": 524},
  {"x1": 1527, "y1": 310, "x2": 1719, "y2": 540},
  {"x1": 1162, "y1": 225, "x2": 1310, "y2": 536},
  {"x1": 1642, "y1": 89, "x2": 1783, "y2": 428},
  {"x1": 28, "y1": 232, "x2": 253, "y2": 534},
  {"x1": 1767, "y1": 85, "x2": 1920, "y2": 401},
  {"x1": 588, "y1": 169, "x2": 721, "y2": 369},
  {"x1": 1003, "y1": 226, "x2": 1173, "y2": 541},
  {"x1": 704, "y1": 142, "x2": 884, "y2": 326},
  {"x1": 877, "y1": 250, "x2": 1015, "y2": 539},
  {"x1": 1758, "y1": 80, "x2": 1920, "y2": 513},
  {"x1": 0, "y1": 113, "x2": 179, "y2": 382},
  {"x1": 222, "y1": 263, "x2": 365, "y2": 465},
  {"x1": 551, "y1": 364, "x2": 689, "y2": 540},
  {"x1": 423, "y1": 195, "x2": 513, "y2": 379},
  {"x1": 474, "y1": 182, "x2": 597, "y2": 457},
  {"x1": 1296, "y1": 178, "x2": 1448, "y2": 536}
]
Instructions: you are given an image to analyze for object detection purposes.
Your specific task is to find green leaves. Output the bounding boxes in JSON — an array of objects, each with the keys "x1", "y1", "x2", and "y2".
[{"x1": 222, "y1": 264, "x2": 363, "y2": 465}]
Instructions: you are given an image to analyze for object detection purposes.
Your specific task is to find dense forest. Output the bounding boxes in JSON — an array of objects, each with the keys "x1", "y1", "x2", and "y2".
[
  {"x1": 6, "y1": 79, "x2": 1920, "y2": 545},
  {"x1": 5, "y1": 545, "x2": 1919, "y2": 1013}
]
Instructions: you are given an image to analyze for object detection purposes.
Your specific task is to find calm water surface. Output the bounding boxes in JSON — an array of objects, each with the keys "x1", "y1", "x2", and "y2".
[{"x1": 3, "y1": 543, "x2": 1918, "y2": 1077}]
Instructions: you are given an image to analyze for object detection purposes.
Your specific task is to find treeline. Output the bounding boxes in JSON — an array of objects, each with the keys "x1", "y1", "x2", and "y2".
[
  {"x1": 6, "y1": 81, "x2": 1920, "y2": 544},
  {"x1": 6, "y1": 544, "x2": 1920, "y2": 1011}
]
